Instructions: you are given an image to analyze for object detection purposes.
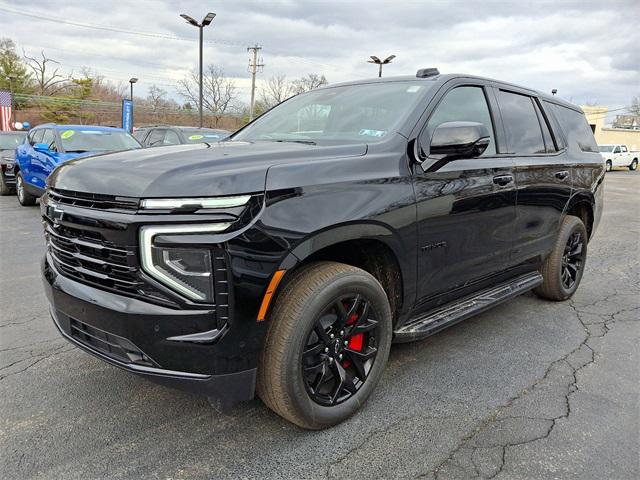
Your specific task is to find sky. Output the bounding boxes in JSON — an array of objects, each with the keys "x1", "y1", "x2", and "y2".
[{"x1": 0, "y1": 0, "x2": 638, "y2": 123}]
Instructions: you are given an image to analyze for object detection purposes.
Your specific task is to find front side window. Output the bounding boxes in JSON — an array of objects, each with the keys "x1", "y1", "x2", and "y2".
[
  {"x1": 547, "y1": 103, "x2": 598, "y2": 153},
  {"x1": 163, "y1": 130, "x2": 181, "y2": 145},
  {"x1": 423, "y1": 86, "x2": 496, "y2": 156},
  {"x1": 234, "y1": 81, "x2": 433, "y2": 144},
  {"x1": 613, "y1": 146, "x2": 621, "y2": 153},
  {"x1": 498, "y1": 90, "x2": 546, "y2": 155},
  {"x1": 29, "y1": 129, "x2": 44, "y2": 146},
  {"x1": 146, "y1": 129, "x2": 166, "y2": 147},
  {"x1": 41, "y1": 129, "x2": 56, "y2": 149}
]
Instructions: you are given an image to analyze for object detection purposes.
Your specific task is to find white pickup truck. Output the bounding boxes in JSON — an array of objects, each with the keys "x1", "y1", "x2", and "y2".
[{"x1": 598, "y1": 144, "x2": 639, "y2": 171}]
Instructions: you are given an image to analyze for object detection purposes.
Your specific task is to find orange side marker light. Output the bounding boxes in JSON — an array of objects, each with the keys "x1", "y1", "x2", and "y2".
[{"x1": 257, "y1": 269, "x2": 286, "y2": 321}]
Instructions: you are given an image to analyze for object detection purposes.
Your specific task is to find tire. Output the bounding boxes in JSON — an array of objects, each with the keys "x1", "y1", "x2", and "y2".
[
  {"x1": 534, "y1": 216, "x2": 588, "y2": 301},
  {"x1": 605, "y1": 160, "x2": 612, "y2": 172},
  {"x1": 257, "y1": 261, "x2": 393, "y2": 429},
  {"x1": 0, "y1": 174, "x2": 15, "y2": 195},
  {"x1": 16, "y1": 171, "x2": 36, "y2": 206},
  {"x1": 629, "y1": 159, "x2": 638, "y2": 171}
]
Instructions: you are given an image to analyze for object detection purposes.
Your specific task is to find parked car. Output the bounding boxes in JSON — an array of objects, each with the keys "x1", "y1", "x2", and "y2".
[
  {"x1": 598, "y1": 144, "x2": 638, "y2": 171},
  {"x1": 0, "y1": 131, "x2": 27, "y2": 195},
  {"x1": 14, "y1": 124, "x2": 141, "y2": 206},
  {"x1": 133, "y1": 125, "x2": 230, "y2": 147},
  {"x1": 42, "y1": 69, "x2": 603, "y2": 429}
]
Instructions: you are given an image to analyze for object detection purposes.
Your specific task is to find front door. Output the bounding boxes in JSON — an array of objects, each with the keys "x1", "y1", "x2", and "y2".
[{"x1": 413, "y1": 84, "x2": 516, "y2": 309}]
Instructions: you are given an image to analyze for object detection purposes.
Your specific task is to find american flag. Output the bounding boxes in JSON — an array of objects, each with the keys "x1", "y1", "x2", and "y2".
[{"x1": 0, "y1": 90, "x2": 13, "y2": 131}]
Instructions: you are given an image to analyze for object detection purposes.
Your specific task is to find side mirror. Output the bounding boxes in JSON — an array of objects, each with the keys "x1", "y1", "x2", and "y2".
[
  {"x1": 425, "y1": 121, "x2": 491, "y2": 162},
  {"x1": 34, "y1": 143, "x2": 50, "y2": 152}
]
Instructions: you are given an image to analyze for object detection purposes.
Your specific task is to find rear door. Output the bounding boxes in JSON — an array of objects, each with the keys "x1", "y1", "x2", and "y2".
[
  {"x1": 495, "y1": 89, "x2": 571, "y2": 267},
  {"x1": 413, "y1": 82, "x2": 517, "y2": 308}
]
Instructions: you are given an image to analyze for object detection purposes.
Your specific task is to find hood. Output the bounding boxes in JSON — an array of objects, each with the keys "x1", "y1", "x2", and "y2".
[
  {"x1": 48, "y1": 141, "x2": 367, "y2": 197},
  {"x1": 0, "y1": 149, "x2": 16, "y2": 161}
]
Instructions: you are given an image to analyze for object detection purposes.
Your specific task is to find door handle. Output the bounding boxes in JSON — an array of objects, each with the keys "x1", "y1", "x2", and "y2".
[
  {"x1": 492, "y1": 174, "x2": 514, "y2": 187},
  {"x1": 555, "y1": 170, "x2": 569, "y2": 180}
]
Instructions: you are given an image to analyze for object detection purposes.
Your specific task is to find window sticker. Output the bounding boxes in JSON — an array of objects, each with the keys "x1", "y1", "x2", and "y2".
[
  {"x1": 60, "y1": 130, "x2": 75, "y2": 139},
  {"x1": 80, "y1": 130, "x2": 105, "y2": 135},
  {"x1": 359, "y1": 129, "x2": 387, "y2": 137},
  {"x1": 204, "y1": 134, "x2": 221, "y2": 138},
  {"x1": 406, "y1": 86, "x2": 421, "y2": 93},
  {"x1": 188, "y1": 134, "x2": 204, "y2": 140}
]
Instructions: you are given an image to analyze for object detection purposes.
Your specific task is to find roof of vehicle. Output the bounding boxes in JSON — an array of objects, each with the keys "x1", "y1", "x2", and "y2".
[
  {"x1": 0, "y1": 131, "x2": 27, "y2": 135},
  {"x1": 323, "y1": 72, "x2": 581, "y2": 112},
  {"x1": 33, "y1": 124, "x2": 127, "y2": 132},
  {"x1": 136, "y1": 125, "x2": 229, "y2": 131}
]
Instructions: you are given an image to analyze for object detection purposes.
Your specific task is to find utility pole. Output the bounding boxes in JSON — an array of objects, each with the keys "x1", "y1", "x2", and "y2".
[{"x1": 247, "y1": 44, "x2": 264, "y2": 121}]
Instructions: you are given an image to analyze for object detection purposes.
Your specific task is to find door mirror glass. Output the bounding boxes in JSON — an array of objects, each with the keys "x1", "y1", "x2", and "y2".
[
  {"x1": 428, "y1": 121, "x2": 491, "y2": 161},
  {"x1": 34, "y1": 143, "x2": 50, "y2": 152}
]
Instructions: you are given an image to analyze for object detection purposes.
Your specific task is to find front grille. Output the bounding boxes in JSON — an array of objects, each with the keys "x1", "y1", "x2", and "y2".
[
  {"x1": 69, "y1": 317, "x2": 157, "y2": 367},
  {"x1": 49, "y1": 188, "x2": 139, "y2": 212},
  {"x1": 43, "y1": 217, "x2": 145, "y2": 297}
]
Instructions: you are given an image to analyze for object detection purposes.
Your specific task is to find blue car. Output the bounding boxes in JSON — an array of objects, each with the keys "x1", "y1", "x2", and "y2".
[{"x1": 14, "y1": 124, "x2": 141, "y2": 206}]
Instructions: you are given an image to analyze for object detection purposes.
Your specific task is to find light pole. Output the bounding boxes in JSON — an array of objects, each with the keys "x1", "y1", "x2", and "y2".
[
  {"x1": 368, "y1": 55, "x2": 396, "y2": 77},
  {"x1": 180, "y1": 12, "x2": 216, "y2": 128},
  {"x1": 6, "y1": 73, "x2": 17, "y2": 127},
  {"x1": 129, "y1": 77, "x2": 138, "y2": 101}
]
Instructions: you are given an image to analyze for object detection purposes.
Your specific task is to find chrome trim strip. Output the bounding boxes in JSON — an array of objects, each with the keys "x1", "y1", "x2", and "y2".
[
  {"x1": 139, "y1": 223, "x2": 231, "y2": 301},
  {"x1": 140, "y1": 195, "x2": 251, "y2": 210}
]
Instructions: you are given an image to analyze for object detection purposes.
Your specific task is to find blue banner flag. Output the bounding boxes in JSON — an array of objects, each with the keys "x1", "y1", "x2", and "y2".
[{"x1": 122, "y1": 99, "x2": 133, "y2": 133}]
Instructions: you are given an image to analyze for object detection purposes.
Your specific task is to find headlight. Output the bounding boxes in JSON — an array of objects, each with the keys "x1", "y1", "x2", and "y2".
[{"x1": 140, "y1": 223, "x2": 231, "y2": 301}]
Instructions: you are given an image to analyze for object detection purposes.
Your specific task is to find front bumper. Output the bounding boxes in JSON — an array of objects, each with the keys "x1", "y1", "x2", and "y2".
[
  {"x1": 1, "y1": 168, "x2": 15, "y2": 186},
  {"x1": 43, "y1": 254, "x2": 257, "y2": 403}
]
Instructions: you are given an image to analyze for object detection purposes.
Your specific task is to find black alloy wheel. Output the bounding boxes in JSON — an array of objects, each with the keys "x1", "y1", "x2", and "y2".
[
  {"x1": 302, "y1": 294, "x2": 379, "y2": 406},
  {"x1": 561, "y1": 230, "x2": 585, "y2": 290}
]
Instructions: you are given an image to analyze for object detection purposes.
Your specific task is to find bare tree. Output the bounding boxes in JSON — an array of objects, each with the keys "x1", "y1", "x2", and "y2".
[
  {"x1": 23, "y1": 50, "x2": 69, "y2": 96},
  {"x1": 177, "y1": 65, "x2": 239, "y2": 126},
  {"x1": 258, "y1": 75, "x2": 295, "y2": 111},
  {"x1": 291, "y1": 73, "x2": 328, "y2": 94}
]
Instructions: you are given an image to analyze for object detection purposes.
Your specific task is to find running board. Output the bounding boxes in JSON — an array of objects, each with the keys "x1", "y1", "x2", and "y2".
[{"x1": 394, "y1": 272, "x2": 543, "y2": 342}]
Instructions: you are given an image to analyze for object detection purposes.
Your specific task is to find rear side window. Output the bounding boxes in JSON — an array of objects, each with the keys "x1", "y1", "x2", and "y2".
[
  {"x1": 425, "y1": 86, "x2": 496, "y2": 155},
  {"x1": 533, "y1": 101, "x2": 557, "y2": 153},
  {"x1": 621, "y1": 145, "x2": 628, "y2": 152},
  {"x1": 497, "y1": 90, "x2": 546, "y2": 154},
  {"x1": 547, "y1": 103, "x2": 598, "y2": 153}
]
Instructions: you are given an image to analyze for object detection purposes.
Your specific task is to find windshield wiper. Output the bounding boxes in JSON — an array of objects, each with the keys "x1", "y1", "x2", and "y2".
[{"x1": 65, "y1": 149, "x2": 90, "y2": 153}]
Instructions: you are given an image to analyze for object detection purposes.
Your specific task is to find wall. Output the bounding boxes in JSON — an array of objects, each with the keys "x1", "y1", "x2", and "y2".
[{"x1": 582, "y1": 105, "x2": 640, "y2": 151}]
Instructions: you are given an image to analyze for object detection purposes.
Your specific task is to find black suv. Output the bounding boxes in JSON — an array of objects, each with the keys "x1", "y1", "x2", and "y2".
[
  {"x1": 41, "y1": 70, "x2": 604, "y2": 429},
  {"x1": 133, "y1": 125, "x2": 230, "y2": 147}
]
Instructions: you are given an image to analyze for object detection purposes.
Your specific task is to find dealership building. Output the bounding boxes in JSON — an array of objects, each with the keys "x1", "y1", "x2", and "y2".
[{"x1": 582, "y1": 105, "x2": 640, "y2": 150}]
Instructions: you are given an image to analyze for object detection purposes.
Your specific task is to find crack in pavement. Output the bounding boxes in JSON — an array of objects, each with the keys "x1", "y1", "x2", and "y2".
[
  {"x1": 420, "y1": 292, "x2": 639, "y2": 480},
  {"x1": 0, "y1": 344, "x2": 75, "y2": 381}
]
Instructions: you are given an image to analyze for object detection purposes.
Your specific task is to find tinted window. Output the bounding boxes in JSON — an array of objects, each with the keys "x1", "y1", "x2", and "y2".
[
  {"x1": 163, "y1": 130, "x2": 181, "y2": 145},
  {"x1": 425, "y1": 86, "x2": 496, "y2": 155},
  {"x1": 497, "y1": 90, "x2": 545, "y2": 154},
  {"x1": 147, "y1": 129, "x2": 166, "y2": 147},
  {"x1": 548, "y1": 104, "x2": 598, "y2": 153},
  {"x1": 533, "y1": 101, "x2": 557, "y2": 153},
  {"x1": 41, "y1": 129, "x2": 56, "y2": 149}
]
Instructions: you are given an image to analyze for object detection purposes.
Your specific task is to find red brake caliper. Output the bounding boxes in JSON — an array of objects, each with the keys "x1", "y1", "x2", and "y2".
[{"x1": 343, "y1": 312, "x2": 363, "y2": 368}]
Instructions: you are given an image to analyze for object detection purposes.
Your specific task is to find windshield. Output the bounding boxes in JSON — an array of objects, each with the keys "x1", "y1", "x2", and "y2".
[
  {"x1": 598, "y1": 146, "x2": 613, "y2": 153},
  {"x1": 0, "y1": 133, "x2": 26, "y2": 150},
  {"x1": 58, "y1": 129, "x2": 141, "y2": 153},
  {"x1": 181, "y1": 129, "x2": 230, "y2": 143},
  {"x1": 234, "y1": 81, "x2": 431, "y2": 144}
]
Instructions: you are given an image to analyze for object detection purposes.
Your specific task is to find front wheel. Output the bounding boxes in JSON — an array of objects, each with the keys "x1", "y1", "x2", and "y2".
[
  {"x1": 629, "y1": 159, "x2": 638, "y2": 171},
  {"x1": 257, "y1": 261, "x2": 392, "y2": 429},
  {"x1": 16, "y1": 172, "x2": 36, "y2": 206},
  {"x1": 534, "y1": 216, "x2": 588, "y2": 301},
  {"x1": 605, "y1": 160, "x2": 612, "y2": 172}
]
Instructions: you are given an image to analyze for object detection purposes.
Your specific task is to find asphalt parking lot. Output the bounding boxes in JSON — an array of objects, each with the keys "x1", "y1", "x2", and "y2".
[{"x1": 1, "y1": 171, "x2": 638, "y2": 480}]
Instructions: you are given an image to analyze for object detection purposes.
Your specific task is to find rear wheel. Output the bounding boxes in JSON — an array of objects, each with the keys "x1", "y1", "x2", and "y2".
[
  {"x1": 534, "y1": 216, "x2": 588, "y2": 301},
  {"x1": 629, "y1": 159, "x2": 638, "y2": 171},
  {"x1": 257, "y1": 261, "x2": 392, "y2": 429},
  {"x1": 16, "y1": 172, "x2": 36, "y2": 206},
  {"x1": 605, "y1": 160, "x2": 612, "y2": 172}
]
